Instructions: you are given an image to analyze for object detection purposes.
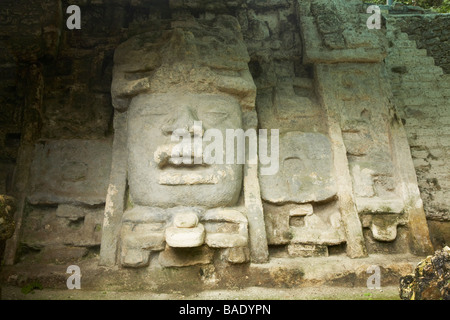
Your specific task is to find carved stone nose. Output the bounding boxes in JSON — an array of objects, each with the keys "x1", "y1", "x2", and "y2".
[{"x1": 161, "y1": 106, "x2": 199, "y2": 136}]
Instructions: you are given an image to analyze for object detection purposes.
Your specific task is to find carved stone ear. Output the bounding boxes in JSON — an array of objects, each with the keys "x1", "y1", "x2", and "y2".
[{"x1": 111, "y1": 96, "x2": 131, "y2": 113}]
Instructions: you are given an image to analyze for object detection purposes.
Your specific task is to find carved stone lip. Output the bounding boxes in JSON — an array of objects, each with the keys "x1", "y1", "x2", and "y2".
[
  {"x1": 158, "y1": 170, "x2": 227, "y2": 185},
  {"x1": 154, "y1": 143, "x2": 209, "y2": 169}
]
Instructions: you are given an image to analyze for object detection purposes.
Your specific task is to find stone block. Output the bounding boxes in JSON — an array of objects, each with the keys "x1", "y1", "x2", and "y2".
[
  {"x1": 356, "y1": 198, "x2": 405, "y2": 214},
  {"x1": 56, "y1": 205, "x2": 89, "y2": 221},
  {"x1": 38, "y1": 246, "x2": 89, "y2": 264},
  {"x1": 360, "y1": 214, "x2": 408, "y2": 242},
  {"x1": 158, "y1": 245, "x2": 214, "y2": 267},
  {"x1": 121, "y1": 224, "x2": 165, "y2": 251},
  {"x1": 289, "y1": 204, "x2": 314, "y2": 217},
  {"x1": 287, "y1": 244, "x2": 329, "y2": 258},
  {"x1": 221, "y1": 247, "x2": 250, "y2": 264},
  {"x1": 203, "y1": 222, "x2": 240, "y2": 234},
  {"x1": 173, "y1": 213, "x2": 199, "y2": 229},
  {"x1": 290, "y1": 226, "x2": 346, "y2": 246},
  {"x1": 260, "y1": 132, "x2": 337, "y2": 204},
  {"x1": 28, "y1": 139, "x2": 112, "y2": 206},
  {"x1": 121, "y1": 247, "x2": 151, "y2": 268},
  {"x1": 201, "y1": 207, "x2": 249, "y2": 248},
  {"x1": 22, "y1": 206, "x2": 103, "y2": 248},
  {"x1": 263, "y1": 202, "x2": 291, "y2": 245},
  {"x1": 165, "y1": 224, "x2": 205, "y2": 248},
  {"x1": 205, "y1": 233, "x2": 248, "y2": 248},
  {"x1": 122, "y1": 206, "x2": 168, "y2": 225},
  {"x1": 202, "y1": 208, "x2": 247, "y2": 224}
]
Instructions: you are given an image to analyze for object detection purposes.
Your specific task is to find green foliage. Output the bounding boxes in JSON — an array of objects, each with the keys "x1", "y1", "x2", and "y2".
[
  {"x1": 21, "y1": 281, "x2": 43, "y2": 295},
  {"x1": 366, "y1": 0, "x2": 450, "y2": 12},
  {"x1": 430, "y1": 0, "x2": 450, "y2": 12},
  {"x1": 363, "y1": 292, "x2": 374, "y2": 300}
]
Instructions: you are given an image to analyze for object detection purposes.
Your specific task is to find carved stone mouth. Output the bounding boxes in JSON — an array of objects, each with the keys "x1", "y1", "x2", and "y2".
[
  {"x1": 158, "y1": 170, "x2": 227, "y2": 186},
  {"x1": 154, "y1": 144, "x2": 208, "y2": 169}
]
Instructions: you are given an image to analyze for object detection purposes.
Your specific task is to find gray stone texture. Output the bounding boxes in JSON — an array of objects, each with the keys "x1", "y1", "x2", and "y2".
[
  {"x1": 158, "y1": 245, "x2": 214, "y2": 267},
  {"x1": 385, "y1": 17, "x2": 450, "y2": 250},
  {"x1": 298, "y1": 0, "x2": 388, "y2": 63},
  {"x1": 388, "y1": 14, "x2": 450, "y2": 74},
  {"x1": 0, "y1": 0, "x2": 446, "y2": 276},
  {"x1": 21, "y1": 205, "x2": 104, "y2": 250},
  {"x1": 260, "y1": 132, "x2": 336, "y2": 204},
  {"x1": 28, "y1": 139, "x2": 112, "y2": 206}
]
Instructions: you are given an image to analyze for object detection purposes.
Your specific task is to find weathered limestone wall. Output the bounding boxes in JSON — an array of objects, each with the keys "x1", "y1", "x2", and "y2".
[
  {"x1": 0, "y1": 0, "x2": 446, "y2": 277},
  {"x1": 0, "y1": 0, "x2": 123, "y2": 264},
  {"x1": 385, "y1": 18, "x2": 450, "y2": 250},
  {"x1": 388, "y1": 14, "x2": 450, "y2": 74},
  {"x1": 0, "y1": 48, "x2": 21, "y2": 195}
]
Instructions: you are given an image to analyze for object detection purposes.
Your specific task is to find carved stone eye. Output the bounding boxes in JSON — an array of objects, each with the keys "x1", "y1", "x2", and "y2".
[{"x1": 204, "y1": 111, "x2": 229, "y2": 122}]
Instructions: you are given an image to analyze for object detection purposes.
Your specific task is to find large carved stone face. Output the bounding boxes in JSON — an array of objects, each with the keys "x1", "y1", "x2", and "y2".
[{"x1": 127, "y1": 92, "x2": 243, "y2": 208}]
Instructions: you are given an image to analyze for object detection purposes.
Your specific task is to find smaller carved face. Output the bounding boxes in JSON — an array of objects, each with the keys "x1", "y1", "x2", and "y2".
[
  {"x1": 259, "y1": 132, "x2": 337, "y2": 204},
  {"x1": 127, "y1": 93, "x2": 243, "y2": 208}
]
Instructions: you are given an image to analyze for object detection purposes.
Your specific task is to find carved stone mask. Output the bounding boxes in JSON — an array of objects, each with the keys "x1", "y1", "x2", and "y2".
[{"x1": 127, "y1": 92, "x2": 243, "y2": 208}]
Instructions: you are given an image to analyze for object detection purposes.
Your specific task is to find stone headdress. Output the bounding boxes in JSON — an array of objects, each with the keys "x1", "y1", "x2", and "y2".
[{"x1": 111, "y1": 15, "x2": 256, "y2": 112}]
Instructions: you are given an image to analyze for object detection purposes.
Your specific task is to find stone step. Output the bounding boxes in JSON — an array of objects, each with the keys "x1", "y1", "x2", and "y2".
[
  {"x1": 385, "y1": 56, "x2": 437, "y2": 68},
  {"x1": 0, "y1": 255, "x2": 422, "y2": 291},
  {"x1": 401, "y1": 117, "x2": 441, "y2": 127},
  {"x1": 397, "y1": 32, "x2": 411, "y2": 41},
  {"x1": 0, "y1": 285, "x2": 407, "y2": 301},
  {"x1": 423, "y1": 90, "x2": 448, "y2": 99},
  {"x1": 393, "y1": 86, "x2": 440, "y2": 96},
  {"x1": 437, "y1": 105, "x2": 450, "y2": 117},
  {"x1": 388, "y1": 48, "x2": 428, "y2": 57},
  {"x1": 395, "y1": 96, "x2": 431, "y2": 107},
  {"x1": 408, "y1": 135, "x2": 442, "y2": 148},
  {"x1": 406, "y1": 66, "x2": 444, "y2": 76},
  {"x1": 398, "y1": 81, "x2": 445, "y2": 90},
  {"x1": 392, "y1": 39, "x2": 418, "y2": 49},
  {"x1": 401, "y1": 73, "x2": 442, "y2": 82},
  {"x1": 394, "y1": 90, "x2": 447, "y2": 100},
  {"x1": 395, "y1": 103, "x2": 443, "y2": 116},
  {"x1": 388, "y1": 66, "x2": 444, "y2": 77},
  {"x1": 441, "y1": 74, "x2": 450, "y2": 85},
  {"x1": 441, "y1": 88, "x2": 450, "y2": 97},
  {"x1": 438, "y1": 116, "x2": 450, "y2": 125}
]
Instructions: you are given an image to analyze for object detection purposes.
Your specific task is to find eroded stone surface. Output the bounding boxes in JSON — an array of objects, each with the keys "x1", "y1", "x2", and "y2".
[
  {"x1": 0, "y1": 0, "x2": 442, "y2": 278},
  {"x1": 28, "y1": 140, "x2": 112, "y2": 206},
  {"x1": 165, "y1": 225, "x2": 206, "y2": 248},
  {"x1": 21, "y1": 206, "x2": 104, "y2": 249},
  {"x1": 159, "y1": 245, "x2": 214, "y2": 267},
  {"x1": 288, "y1": 244, "x2": 329, "y2": 258},
  {"x1": 298, "y1": 0, "x2": 387, "y2": 63},
  {"x1": 107, "y1": 14, "x2": 259, "y2": 268},
  {"x1": 260, "y1": 132, "x2": 336, "y2": 204},
  {"x1": 221, "y1": 247, "x2": 250, "y2": 264},
  {"x1": 126, "y1": 93, "x2": 244, "y2": 208},
  {"x1": 174, "y1": 213, "x2": 199, "y2": 229}
]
